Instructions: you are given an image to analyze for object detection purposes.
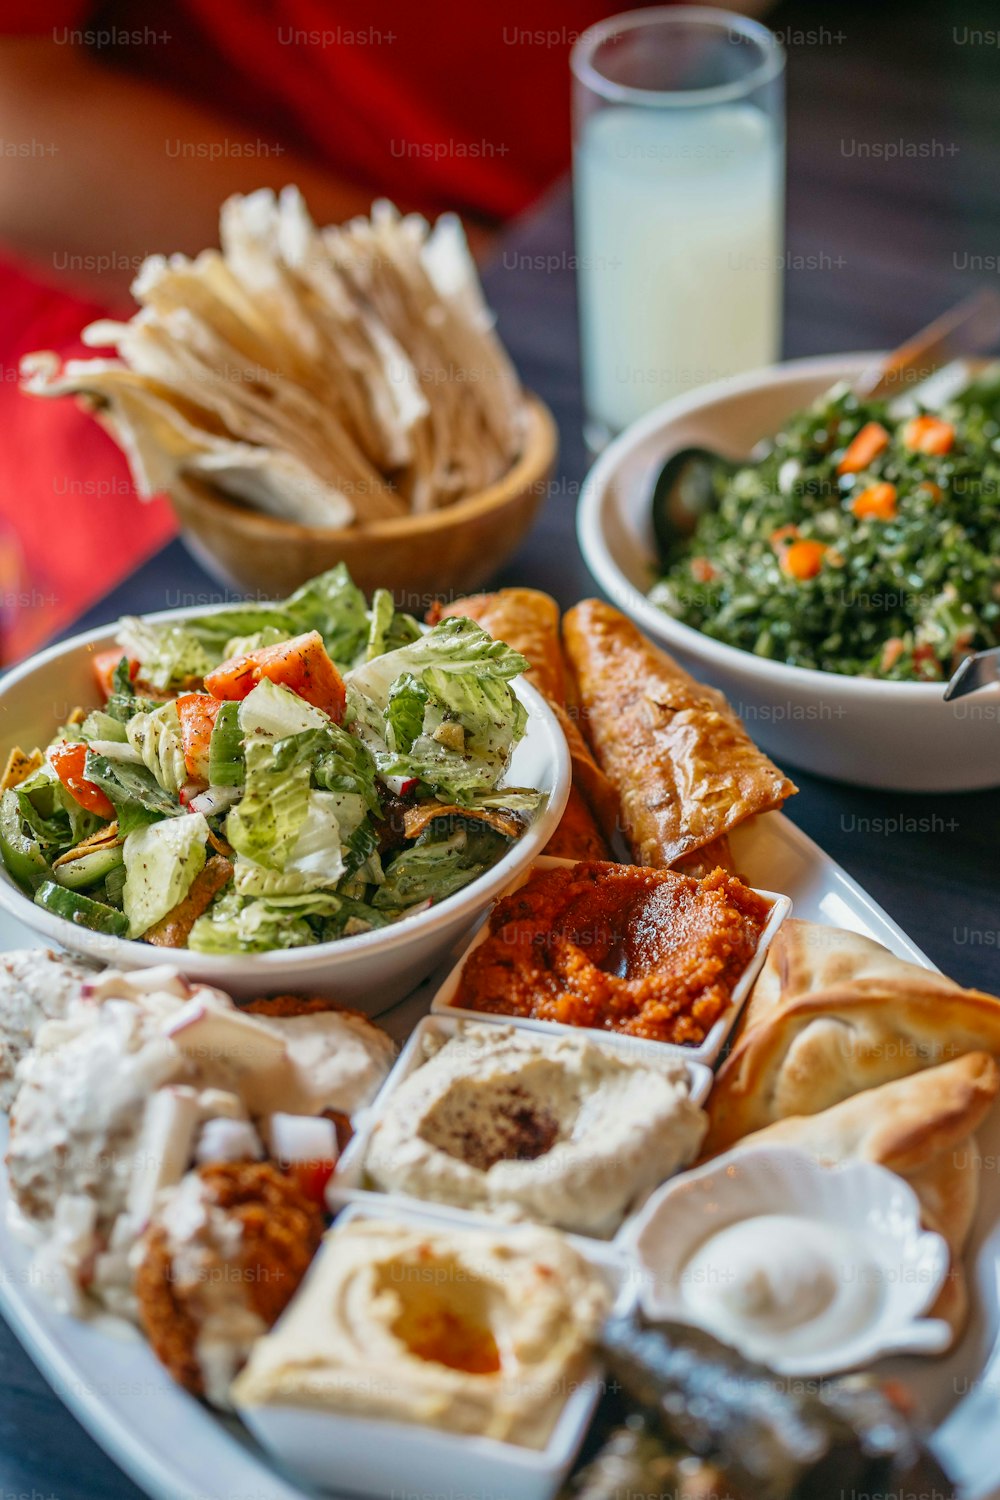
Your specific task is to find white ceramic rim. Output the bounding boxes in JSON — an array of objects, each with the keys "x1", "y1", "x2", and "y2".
[
  {"x1": 621, "y1": 1144, "x2": 952, "y2": 1373},
  {"x1": 577, "y1": 350, "x2": 1000, "y2": 704},
  {"x1": 571, "y1": 5, "x2": 785, "y2": 110},
  {"x1": 0, "y1": 605, "x2": 571, "y2": 975}
]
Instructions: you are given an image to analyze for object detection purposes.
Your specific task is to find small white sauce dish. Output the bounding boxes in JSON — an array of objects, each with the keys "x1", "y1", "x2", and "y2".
[
  {"x1": 621, "y1": 1146, "x2": 952, "y2": 1377},
  {"x1": 234, "y1": 1200, "x2": 632, "y2": 1500},
  {"x1": 431, "y1": 856, "x2": 791, "y2": 1066},
  {"x1": 328, "y1": 1013, "x2": 714, "y2": 1237}
]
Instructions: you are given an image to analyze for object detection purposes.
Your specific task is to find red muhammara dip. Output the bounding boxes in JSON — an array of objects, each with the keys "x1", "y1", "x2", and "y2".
[{"x1": 453, "y1": 861, "x2": 770, "y2": 1045}]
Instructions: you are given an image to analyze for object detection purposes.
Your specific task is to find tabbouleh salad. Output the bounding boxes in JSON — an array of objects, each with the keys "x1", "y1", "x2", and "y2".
[
  {"x1": 0, "y1": 567, "x2": 541, "y2": 953},
  {"x1": 650, "y1": 369, "x2": 1000, "y2": 680}
]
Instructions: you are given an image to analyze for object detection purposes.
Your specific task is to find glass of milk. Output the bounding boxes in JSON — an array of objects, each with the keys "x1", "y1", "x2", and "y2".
[{"x1": 572, "y1": 7, "x2": 785, "y2": 448}]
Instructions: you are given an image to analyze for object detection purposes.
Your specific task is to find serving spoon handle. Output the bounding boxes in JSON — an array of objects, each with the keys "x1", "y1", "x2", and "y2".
[{"x1": 855, "y1": 287, "x2": 1000, "y2": 399}]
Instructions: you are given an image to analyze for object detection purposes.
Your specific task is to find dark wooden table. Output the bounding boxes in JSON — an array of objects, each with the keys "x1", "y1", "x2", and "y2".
[{"x1": 3, "y1": 0, "x2": 999, "y2": 1494}]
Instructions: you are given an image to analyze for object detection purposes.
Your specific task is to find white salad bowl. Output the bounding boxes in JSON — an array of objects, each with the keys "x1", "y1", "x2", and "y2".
[
  {"x1": 578, "y1": 353, "x2": 1000, "y2": 791},
  {"x1": 0, "y1": 609, "x2": 571, "y2": 1007},
  {"x1": 622, "y1": 1145, "x2": 952, "y2": 1377}
]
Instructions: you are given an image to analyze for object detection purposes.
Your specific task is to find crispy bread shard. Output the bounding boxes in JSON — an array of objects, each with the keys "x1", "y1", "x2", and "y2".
[
  {"x1": 440, "y1": 588, "x2": 617, "y2": 859},
  {"x1": 724, "y1": 1052, "x2": 1000, "y2": 1338},
  {"x1": 562, "y1": 599, "x2": 796, "y2": 868},
  {"x1": 704, "y1": 919, "x2": 1000, "y2": 1156},
  {"x1": 144, "y1": 854, "x2": 234, "y2": 948}
]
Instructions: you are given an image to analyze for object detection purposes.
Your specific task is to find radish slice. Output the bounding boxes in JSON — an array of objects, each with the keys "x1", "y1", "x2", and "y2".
[
  {"x1": 269, "y1": 1112, "x2": 339, "y2": 1165},
  {"x1": 196, "y1": 1117, "x2": 263, "y2": 1165},
  {"x1": 188, "y1": 785, "x2": 241, "y2": 818},
  {"x1": 382, "y1": 774, "x2": 418, "y2": 796}
]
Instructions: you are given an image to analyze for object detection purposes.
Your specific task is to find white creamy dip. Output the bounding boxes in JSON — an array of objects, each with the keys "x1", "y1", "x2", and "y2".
[{"x1": 680, "y1": 1213, "x2": 883, "y2": 1364}]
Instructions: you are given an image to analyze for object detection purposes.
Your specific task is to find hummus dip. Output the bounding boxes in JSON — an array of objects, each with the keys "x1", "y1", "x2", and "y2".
[
  {"x1": 364, "y1": 1023, "x2": 707, "y2": 1235},
  {"x1": 231, "y1": 1217, "x2": 610, "y2": 1448}
]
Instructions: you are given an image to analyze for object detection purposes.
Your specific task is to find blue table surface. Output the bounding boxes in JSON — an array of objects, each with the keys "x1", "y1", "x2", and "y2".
[{"x1": 4, "y1": 1, "x2": 1000, "y2": 1494}]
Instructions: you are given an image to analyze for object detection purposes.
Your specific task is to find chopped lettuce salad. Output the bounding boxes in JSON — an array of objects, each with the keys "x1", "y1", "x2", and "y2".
[
  {"x1": 650, "y1": 371, "x2": 1000, "y2": 680},
  {"x1": 1, "y1": 567, "x2": 542, "y2": 952}
]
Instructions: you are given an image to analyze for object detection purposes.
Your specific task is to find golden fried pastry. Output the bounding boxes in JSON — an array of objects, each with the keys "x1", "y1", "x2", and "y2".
[
  {"x1": 704, "y1": 920, "x2": 1000, "y2": 1156},
  {"x1": 439, "y1": 588, "x2": 618, "y2": 858},
  {"x1": 136, "y1": 1161, "x2": 324, "y2": 1407},
  {"x1": 562, "y1": 599, "x2": 796, "y2": 869}
]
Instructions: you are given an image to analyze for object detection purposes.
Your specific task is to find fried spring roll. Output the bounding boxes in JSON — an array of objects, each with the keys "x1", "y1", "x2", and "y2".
[
  {"x1": 562, "y1": 599, "x2": 797, "y2": 868},
  {"x1": 439, "y1": 589, "x2": 617, "y2": 858}
]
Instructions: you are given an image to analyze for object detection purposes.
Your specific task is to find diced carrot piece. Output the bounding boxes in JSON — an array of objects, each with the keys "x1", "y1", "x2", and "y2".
[
  {"x1": 204, "y1": 630, "x2": 346, "y2": 721},
  {"x1": 851, "y1": 482, "x2": 898, "y2": 521},
  {"x1": 50, "y1": 742, "x2": 115, "y2": 819},
  {"x1": 918, "y1": 480, "x2": 943, "y2": 502},
  {"x1": 176, "y1": 693, "x2": 222, "y2": 783},
  {"x1": 880, "y1": 637, "x2": 906, "y2": 672},
  {"x1": 902, "y1": 415, "x2": 954, "y2": 455},
  {"x1": 781, "y1": 540, "x2": 827, "y2": 581},
  {"x1": 690, "y1": 557, "x2": 717, "y2": 583},
  {"x1": 837, "y1": 421, "x2": 889, "y2": 475},
  {"x1": 92, "y1": 650, "x2": 138, "y2": 700}
]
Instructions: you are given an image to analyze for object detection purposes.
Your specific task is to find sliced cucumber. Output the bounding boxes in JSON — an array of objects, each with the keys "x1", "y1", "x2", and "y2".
[
  {"x1": 104, "y1": 862, "x2": 127, "y2": 907},
  {"x1": 53, "y1": 843, "x2": 124, "y2": 891},
  {"x1": 34, "y1": 880, "x2": 129, "y2": 937},
  {"x1": 0, "y1": 789, "x2": 49, "y2": 891},
  {"x1": 208, "y1": 701, "x2": 245, "y2": 787}
]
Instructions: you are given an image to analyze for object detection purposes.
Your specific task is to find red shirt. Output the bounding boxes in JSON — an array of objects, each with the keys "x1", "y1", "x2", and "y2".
[{"x1": 0, "y1": 0, "x2": 627, "y2": 657}]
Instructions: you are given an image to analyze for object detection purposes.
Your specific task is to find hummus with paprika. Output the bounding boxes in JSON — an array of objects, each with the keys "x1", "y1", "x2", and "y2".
[
  {"x1": 452, "y1": 862, "x2": 771, "y2": 1046},
  {"x1": 230, "y1": 1217, "x2": 610, "y2": 1448}
]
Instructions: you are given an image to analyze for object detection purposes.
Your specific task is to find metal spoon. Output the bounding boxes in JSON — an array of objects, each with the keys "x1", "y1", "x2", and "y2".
[
  {"x1": 650, "y1": 288, "x2": 1000, "y2": 566},
  {"x1": 943, "y1": 646, "x2": 1000, "y2": 702}
]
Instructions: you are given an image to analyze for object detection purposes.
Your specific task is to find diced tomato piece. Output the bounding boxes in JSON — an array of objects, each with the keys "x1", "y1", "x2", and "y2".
[
  {"x1": 176, "y1": 693, "x2": 222, "y2": 783},
  {"x1": 851, "y1": 482, "x2": 898, "y2": 521},
  {"x1": 837, "y1": 421, "x2": 890, "y2": 475},
  {"x1": 50, "y1": 742, "x2": 115, "y2": 819},
  {"x1": 92, "y1": 650, "x2": 138, "y2": 700},
  {"x1": 288, "y1": 1159, "x2": 337, "y2": 1205},
  {"x1": 902, "y1": 415, "x2": 955, "y2": 455},
  {"x1": 690, "y1": 557, "x2": 717, "y2": 584},
  {"x1": 781, "y1": 540, "x2": 827, "y2": 581},
  {"x1": 204, "y1": 631, "x2": 346, "y2": 721}
]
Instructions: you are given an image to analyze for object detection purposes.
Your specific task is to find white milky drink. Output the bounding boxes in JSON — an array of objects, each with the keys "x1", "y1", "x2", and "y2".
[{"x1": 574, "y1": 102, "x2": 784, "y2": 437}]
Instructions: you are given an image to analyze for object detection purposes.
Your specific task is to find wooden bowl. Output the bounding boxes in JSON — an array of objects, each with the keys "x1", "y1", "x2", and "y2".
[{"x1": 168, "y1": 393, "x2": 557, "y2": 607}]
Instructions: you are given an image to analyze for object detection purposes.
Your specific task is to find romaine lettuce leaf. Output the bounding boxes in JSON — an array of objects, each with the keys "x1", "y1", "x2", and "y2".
[
  {"x1": 116, "y1": 617, "x2": 215, "y2": 691},
  {"x1": 365, "y1": 588, "x2": 422, "y2": 661},
  {"x1": 83, "y1": 751, "x2": 183, "y2": 820},
  {"x1": 187, "y1": 885, "x2": 387, "y2": 953},
  {"x1": 225, "y1": 738, "x2": 311, "y2": 870},
  {"x1": 347, "y1": 616, "x2": 528, "y2": 710},
  {"x1": 374, "y1": 823, "x2": 509, "y2": 910},
  {"x1": 122, "y1": 813, "x2": 209, "y2": 937},
  {"x1": 125, "y1": 701, "x2": 188, "y2": 794},
  {"x1": 385, "y1": 672, "x2": 428, "y2": 755},
  {"x1": 237, "y1": 678, "x2": 332, "y2": 740}
]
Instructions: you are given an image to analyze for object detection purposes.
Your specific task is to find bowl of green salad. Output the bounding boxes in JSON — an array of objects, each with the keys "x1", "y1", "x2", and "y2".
[
  {"x1": 0, "y1": 566, "x2": 570, "y2": 1006},
  {"x1": 578, "y1": 354, "x2": 1000, "y2": 790}
]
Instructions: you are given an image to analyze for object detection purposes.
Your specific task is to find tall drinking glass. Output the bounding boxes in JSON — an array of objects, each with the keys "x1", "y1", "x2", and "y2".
[{"x1": 572, "y1": 6, "x2": 785, "y2": 449}]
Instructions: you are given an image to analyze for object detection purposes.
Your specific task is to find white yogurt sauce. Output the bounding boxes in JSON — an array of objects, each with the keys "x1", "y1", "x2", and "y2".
[{"x1": 680, "y1": 1213, "x2": 883, "y2": 1363}]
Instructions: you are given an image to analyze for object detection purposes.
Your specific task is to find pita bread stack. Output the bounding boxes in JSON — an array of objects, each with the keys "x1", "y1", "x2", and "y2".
[{"x1": 20, "y1": 189, "x2": 524, "y2": 527}]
